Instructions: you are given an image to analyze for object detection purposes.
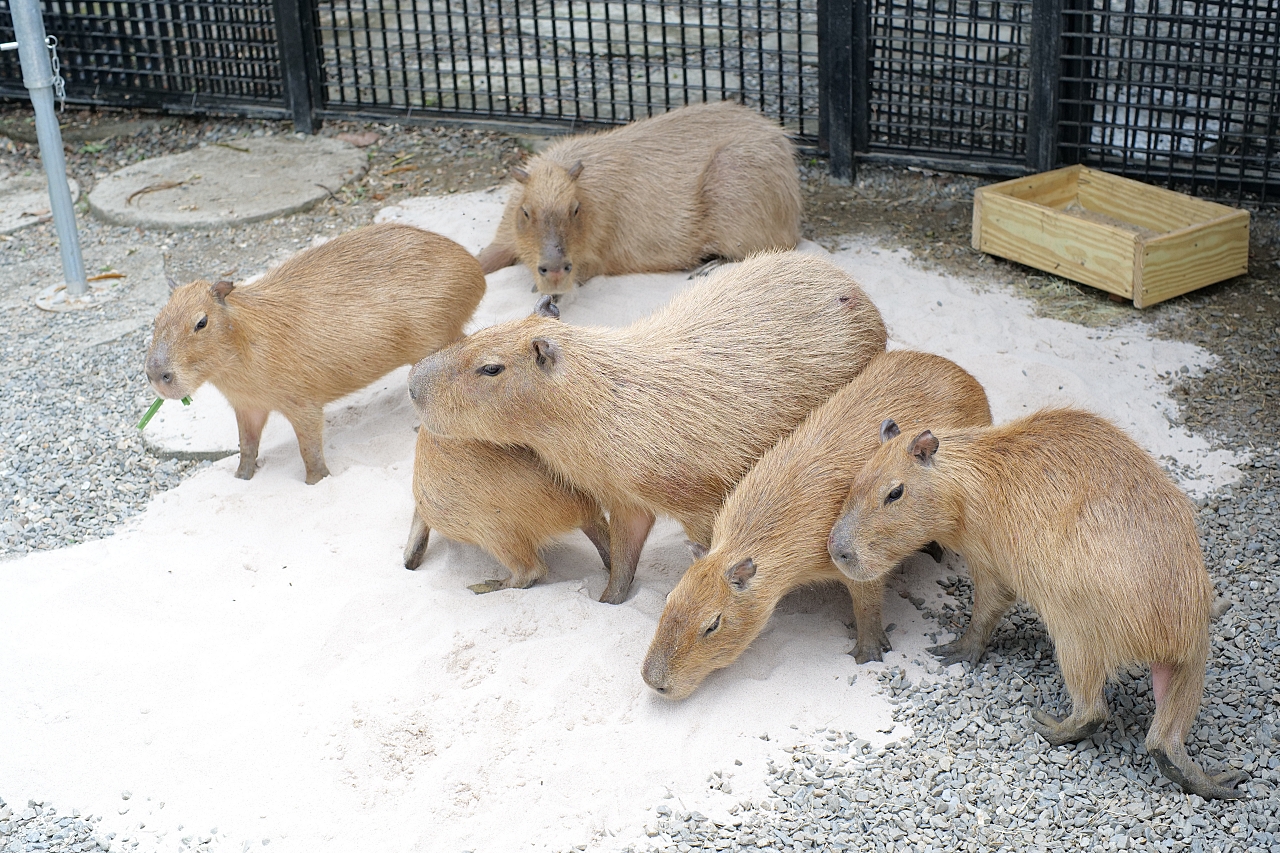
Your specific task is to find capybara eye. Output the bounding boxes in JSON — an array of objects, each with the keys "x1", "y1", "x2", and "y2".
[
  {"x1": 571, "y1": 201, "x2": 580, "y2": 216},
  {"x1": 194, "y1": 315, "x2": 208, "y2": 331},
  {"x1": 702, "y1": 614, "x2": 721, "y2": 638},
  {"x1": 478, "y1": 364, "x2": 505, "y2": 377},
  {"x1": 885, "y1": 483, "x2": 904, "y2": 505},
  {"x1": 521, "y1": 206, "x2": 530, "y2": 220}
]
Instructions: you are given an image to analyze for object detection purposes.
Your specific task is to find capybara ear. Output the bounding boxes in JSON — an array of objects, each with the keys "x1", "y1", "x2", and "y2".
[
  {"x1": 166, "y1": 275, "x2": 181, "y2": 292},
  {"x1": 534, "y1": 294, "x2": 561, "y2": 320},
  {"x1": 911, "y1": 431, "x2": 939, "y2": 466},
  {"x1": 686, "y1": 540, "x2": 709, "y2": 561},
  {"x1": 880, "y1": 418, "x2": 901, "y2": 443},
  {"x1": 726, "y1": 557, "x2": 756, "y2": 591},
  {"x1": 210, "y1": 280, "x2": 235, "y2": 304},
  {"x1": 511, "y1": 165, "x2": 530, "y2": 183},
  {"x1": 532, "y1": 338, "x2": 560, "y2": 370},
  {"x1": 567, "y1": 160, "x2": 584, "y2": 180}
]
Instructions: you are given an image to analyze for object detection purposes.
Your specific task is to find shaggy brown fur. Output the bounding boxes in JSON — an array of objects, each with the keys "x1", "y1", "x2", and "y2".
[
  {"x1": 409, "y1": 252, "x2": 886, "y2": 603},
  {"x1": 146, "y1": 223, "x2": 485, "y2": 484},
  {"x1": 641, "y1": 351, "x2": 991, "y2": 700},
  {"x1": 403, "y1": 429, "x2": 610, "y2": 593},
  {"x1": 477, "y1": 100, "x2": 801, "y2": 294},
  {"x1": 827, "y1": 408, "x2": 1246, "y2": 800}
]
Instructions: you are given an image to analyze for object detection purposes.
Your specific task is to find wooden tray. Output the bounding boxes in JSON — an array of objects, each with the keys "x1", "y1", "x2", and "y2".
[{"x1": 972, "y1": 165, "x2": 1249, "y2": 308}]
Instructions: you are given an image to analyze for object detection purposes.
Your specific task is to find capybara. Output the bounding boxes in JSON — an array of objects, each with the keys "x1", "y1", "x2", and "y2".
[
  {"x1": 409, "y1": 252, "x2": 886, "y2": 604},
  {"x1": 827, "y1": 408, "x2": 1246, "y2": 800},
  {"x1": 476, "y1": 100, "x2": 801, "y2": 294},
  {"x1": 145, "y1": 223, "x2": 485, "y2": 484},
  {"x1": 641, "y1": 351, "x2": 991, "y2": 699},
  {"x1": 404, "y1": 428, "x2": 611, "y2": 593}
]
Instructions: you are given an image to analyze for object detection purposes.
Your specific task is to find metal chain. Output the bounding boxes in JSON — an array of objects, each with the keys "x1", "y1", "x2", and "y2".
[{"x1": 46, "y1": 35, "x2": 66, "y2": 112}]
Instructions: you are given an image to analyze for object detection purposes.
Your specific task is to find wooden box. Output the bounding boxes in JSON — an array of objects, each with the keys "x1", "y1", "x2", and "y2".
[{"x1": 971, "y1": 165, "x2": 1249, "y2": 308}]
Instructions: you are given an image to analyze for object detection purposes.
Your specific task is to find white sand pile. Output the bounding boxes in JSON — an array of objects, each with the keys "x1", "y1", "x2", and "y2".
[{"x1": 0, "y1": 190, "x2": 1244, "y2": 853}]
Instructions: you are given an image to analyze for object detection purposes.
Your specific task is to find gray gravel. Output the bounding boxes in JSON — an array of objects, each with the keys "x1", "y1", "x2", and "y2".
[{"x1": 0, "y1": 796, "x2": 111, "y2": 852}]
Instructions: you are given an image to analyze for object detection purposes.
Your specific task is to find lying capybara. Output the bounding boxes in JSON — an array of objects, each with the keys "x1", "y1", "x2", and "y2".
[
  {"x1": 641, "y1": 351, "x2": 991, "y2": 699},
  {"x1": 404, "y1": 428, "x2": 611, "y2": 593},
  {"x1": 145, "y1": 223, "x2": 485, "y2": 484},
  {"x1": 827, "y1": 408, "x2": 1246, "y2": 800},
  {"x1": 477, "y1": 100, "x2": 801, "y2": 294},
  {"x1": 409, "y1": 252, "x2": 886, "y2": 603}
]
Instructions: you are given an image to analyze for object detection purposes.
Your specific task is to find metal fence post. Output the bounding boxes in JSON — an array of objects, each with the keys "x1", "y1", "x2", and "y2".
[
  {"x1": 1027, "y1": 0, "x2": 1063, "y2": 173},
  {"x1": 8, "y1": 0, "x2": 87, "y2": 297},
  {"x1": 819, "y1": 0, "x2": 855, "y2": 183},
  {"x1": 273, "y1": 0, "x2": 322, "y2": 133}
]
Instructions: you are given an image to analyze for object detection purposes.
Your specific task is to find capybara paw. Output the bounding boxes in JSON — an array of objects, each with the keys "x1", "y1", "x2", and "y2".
[
  {"x1": 849, "y1": 631, "x2": 891, "y2": 664},
  {"x1": 1030, "y1": 707, "x2": 1102, "y2": 745},
  {"x1": 234, "y1": 462, "x2": 256, "y2": 480},
  {"x1": 1150, "y1": 748, "x2": 1249, "y2": 800},
  {"x1": 468, "y1": 579, "x2": 508, "y2": 595},
  {"x1": 598, "y1": 584, "x2": 629, "y2": 605},
  {"x1": 928, "y1": 640, "x2": 983, "y2": 669},
  {"x1": 304, "y1": 466, "x2": 331, "y2": 485}
]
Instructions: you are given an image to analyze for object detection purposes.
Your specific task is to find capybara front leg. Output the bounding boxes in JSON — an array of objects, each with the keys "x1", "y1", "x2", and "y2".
[
  {"x1": 1146, "y1": 660, "x2": 1248, "y2": 799},
  {"x1": 233, "y1": 408, "x2": 269, "y2": 480},
  {"x1": 403, "y1": 511, "x2": 431, "y2": 570},
  {"x1": 1030, "y1": 644, "x2": 1108, "y2": 745},
  {"x1": 286, "y1": 406, "x2": 330, "y2": 485},
  {"x1": 580, "y1": 509, "x2": 612, "y2": 572},
  {"x1": 476, "y1": 240, "x2": 518, "y2": 274},
  {"x1": 468, "y1": 550, "x2": 547, "y2": 595},
  {"x1": 929, "y1": 571, "x2": 1015, "y2": 668},
  {"x1": 599, "y1": 506, "x2": 655, "y2": 605},
  {"x1": 844, "y1": 576, "x2": 891, "y2": 664}
]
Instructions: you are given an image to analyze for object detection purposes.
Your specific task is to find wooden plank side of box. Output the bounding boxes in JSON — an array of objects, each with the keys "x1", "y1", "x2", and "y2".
[
  {"x1": 974, "y1": 189, "x2": 1138, "y2": 297},
  {"x1": 1137, "y1": 211, "x2": 1250, "y2": 308}
]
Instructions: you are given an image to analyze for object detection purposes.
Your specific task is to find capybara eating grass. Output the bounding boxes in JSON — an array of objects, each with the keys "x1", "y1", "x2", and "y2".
[
  {"x1": 827, "y1": 408, "x2": 1247, "y2": 800},
  {"x1": 477, "y1": 100, "x2": 801, "y2": 294},
  {"x1": 642, "y1": 350, "x2": 991, "y2": 700},
  {"x1": 146, "y1": 223, "x2": 485, "y2": 484},
  {"x1": 409, "y1": 252, "x2": 886, "y2": 603}
]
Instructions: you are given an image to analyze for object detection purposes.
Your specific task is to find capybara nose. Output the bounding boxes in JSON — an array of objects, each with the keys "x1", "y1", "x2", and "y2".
[{"x1": 145, "y1": 357, "x2": 171, "y2": 387}]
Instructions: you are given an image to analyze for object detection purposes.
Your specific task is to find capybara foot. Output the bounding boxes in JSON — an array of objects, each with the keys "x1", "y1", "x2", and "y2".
[
  {"x1": 849, "y1": 629, "x2": 892, "y2": 664},
  {"x1": 468, "y1": 579, "x2": 508, "y2": 595},
  {"x1": 1030, "y1": 707, "x2": 1104, "y2": 746},
  {"x1": 928, "y1": 637, "x2": 985, "y2": 668},
  {"x1": 234, "y1": 457, "x2": 257, "y2": 480},
  {"x1": 921, "y1": 541, "x2": 945, "y2": 563},
  {"x1": 687, "y1": 258, "x2": 725, "y2": 280},
  {"x1": 1149, "y1": 746, "x2": 1248, "y2": 800},
  {"x1": 304, "y1": 465, "x2": 331, "y2": 485}
]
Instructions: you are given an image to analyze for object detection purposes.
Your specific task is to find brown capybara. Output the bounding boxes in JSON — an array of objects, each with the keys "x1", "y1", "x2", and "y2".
[
  {"x1": 476, "y1": 100, "x2": 801, "y2": 294},
  {"x1": 827, "y1": 408, "x2": 1246, "y2": 800},
  {"x1": 408, "y1": 252, "x2": 886, "y2": 604},
  {"x1": 404, "y1": 428, "x2": 611, "y2": 593},
  {"x1": 145, "y1": 223, "x2": 485, "y2": 484},
  {"x1": 641, "y1": 351, "x2": 991, "y2": 700}
]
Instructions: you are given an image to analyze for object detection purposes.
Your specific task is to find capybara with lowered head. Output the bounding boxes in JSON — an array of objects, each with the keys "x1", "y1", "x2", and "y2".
[
  {"x1": 477, "y1": 100, "x2": 801, "y2": 294},
  {"x1": 827, "y1": 408, "x2": 1246, "y2": 800},
  {"x1": 145, "y1": 223, "x2": 485, "y2": 484},
  {"x1": 409, "y1": 252, "x2": 886, "y2": 604},
  {"x1": 641, "y1": 350, "x2": 991, "y2": 700},
  {"x1": 404, "y1": 428, "x2": 611, "y2": 593}
]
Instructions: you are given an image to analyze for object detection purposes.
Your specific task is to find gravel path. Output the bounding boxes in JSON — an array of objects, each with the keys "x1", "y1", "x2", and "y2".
[{"x1": 1, "y1": 106, "x2": 1277, "y2": 853}]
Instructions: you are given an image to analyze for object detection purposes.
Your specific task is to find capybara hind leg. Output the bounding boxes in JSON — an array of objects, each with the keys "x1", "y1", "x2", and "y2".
[
  {"x1": 843, "y1": 577, "x2": 890, "y2": 664},
  {"x1": 929, "y1": 572, "x2": 1015, "y2": 668},
  {"x1": 233, "y1": 408, "x2": 269, "y2": 480},
  {"x1": 403, "y1": 511, "x2": 431, "y2": 570},
  {"x1": 286, "y1": 406, "x2": 330, "y2": 484},
  {"x1": 599, "y1": 507, "x2": 655, "y2": 605},
  {"x1": 1146, "y1": 661, "x2": 1248, "y2": 799},
  {"x1": 581, "y1": 510, "x2": 612, "y2": 572},
  {"x1": 1030, "y1": 645, "x2": 1108, "y2": 745},
  {"x1": 477, "y1": 240, "x2": 518, "y2": 275},
  {"x1": 469, "y1": 550, "x2": 547, "y2": 595}
]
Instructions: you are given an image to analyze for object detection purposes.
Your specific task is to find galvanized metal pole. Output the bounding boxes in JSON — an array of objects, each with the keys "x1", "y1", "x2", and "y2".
[{"x1": 10, "y1": 0, "x2": 87, "y2": 297}]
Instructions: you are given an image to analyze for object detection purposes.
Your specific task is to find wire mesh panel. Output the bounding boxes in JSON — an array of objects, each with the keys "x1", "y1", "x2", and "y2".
[
  {"x1": 312, "y1": 0, "x2": 820, "y2": 138},
  {"x1": 867, "y1": 0, "x2": 1033, "y2": 164},
  {"x1": 0, "y1": 1, "x2": 283, "y2": 110},
  {"x1": 1059, "y1": 0, "x2": 1280, "y2": 204}
]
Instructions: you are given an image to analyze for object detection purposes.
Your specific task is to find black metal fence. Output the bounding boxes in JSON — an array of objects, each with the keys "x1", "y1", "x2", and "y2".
[{"x1": 1, "y1": 1, "x2": 1277, "y2": 204}]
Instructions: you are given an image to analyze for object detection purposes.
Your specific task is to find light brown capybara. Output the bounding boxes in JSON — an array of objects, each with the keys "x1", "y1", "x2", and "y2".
[
  {"x1": 404, "y1": 427, "x2": 611, "y2": 593},
  {"x1": 827, "y1": 408, "x2": 1246, "y2": 800},
  {"x1": 145, "y1": 223, "x2": 485, "y2": 484},
  {"x1": 641, "y1": 350, "x2": 991, "y2": 700},
  {"x1": 476, "y1": 100, "x2": 801, "y2": 294},
  {"x1": 408, "y1": 252, "x2": 886, "y2": 604}
]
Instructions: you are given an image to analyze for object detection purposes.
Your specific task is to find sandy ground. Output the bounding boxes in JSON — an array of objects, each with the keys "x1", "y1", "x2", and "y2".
[{"x1": 0, "y1": 190, "x2": 1247, "y2": 853}]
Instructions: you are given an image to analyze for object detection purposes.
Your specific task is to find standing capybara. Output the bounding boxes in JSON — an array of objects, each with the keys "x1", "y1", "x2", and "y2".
[
  {"x1": 477, "y1": 100, "x2": 801, "y2": 294},
  {"x1": 827, "y1": 408, "x2": 1246, "y2": 799},
  {"x1": 145, "y1": 223, "x2": 485, "y2": 484},
  {"x1": 408, "y1": 252, "x2": 886, "y2": 604},
  {"x1": 641, "y1": 351, "x2": 991, "y2": 700},
  {"x1": 404, "y1": 428, "x2": 611, "y2": 593}
]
